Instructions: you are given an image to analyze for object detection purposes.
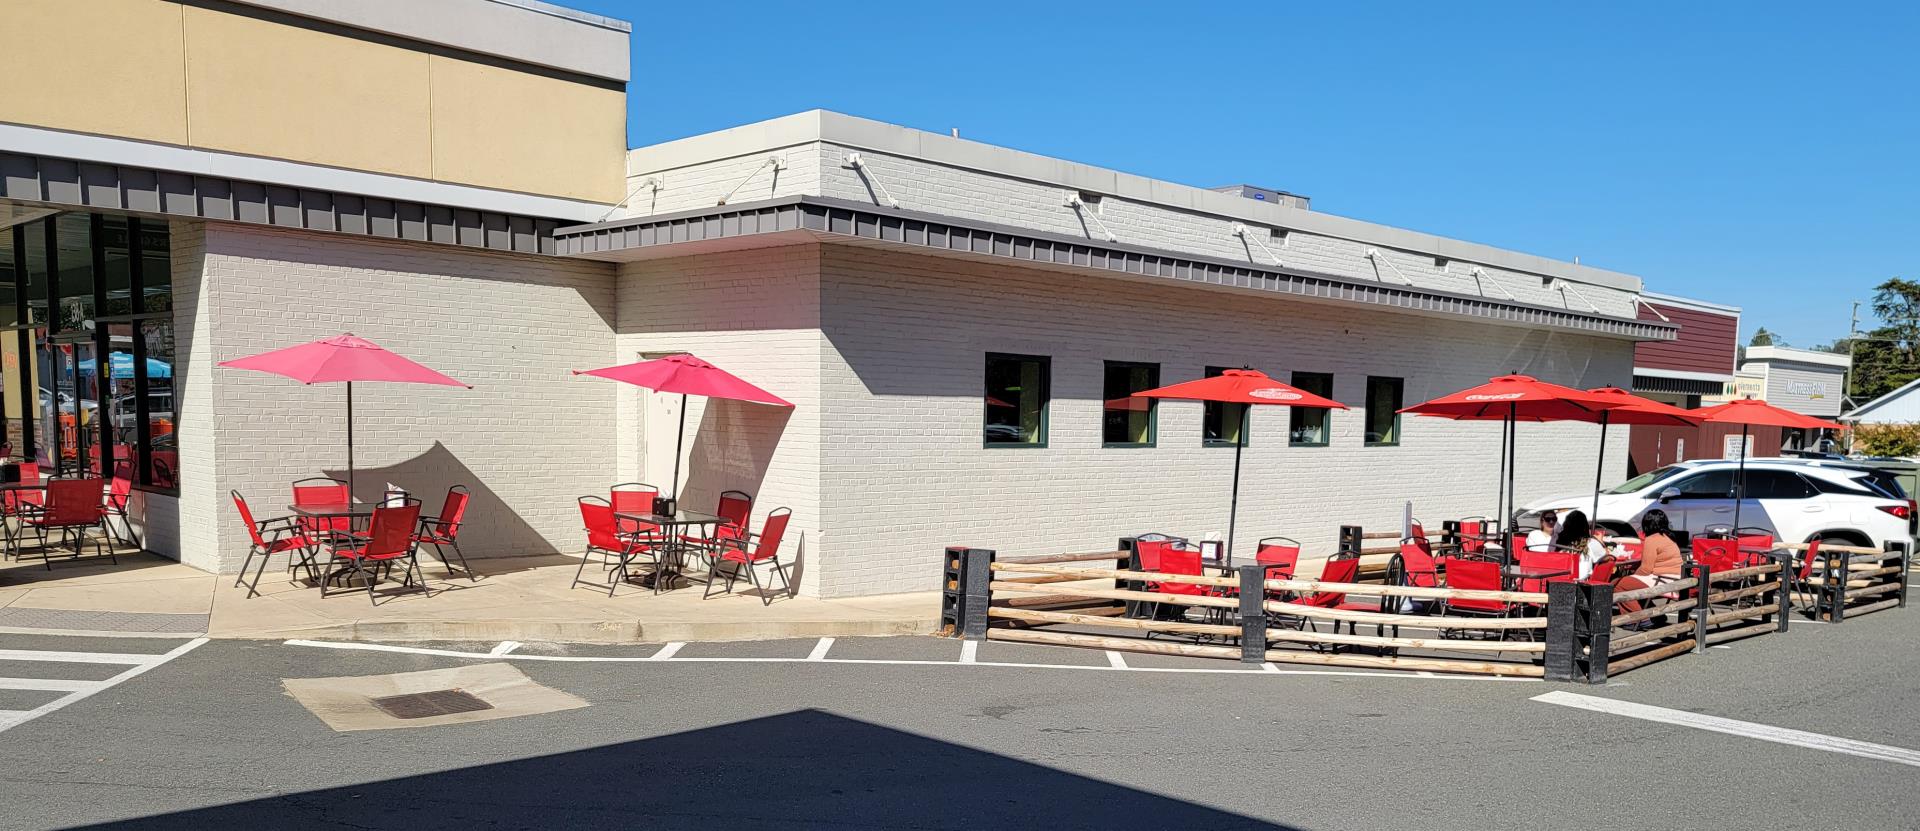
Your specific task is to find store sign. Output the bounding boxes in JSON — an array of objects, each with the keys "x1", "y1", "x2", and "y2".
[
  {"x1": 1785, "y1": 380, "x2": 1831, "y2": 399},
  {"x1": 1723, "y1": 434, "x2": 1754, "y2": 460},
  {"x1": 1465, "y1": 393, "x2": 1525, "y2": 401}
]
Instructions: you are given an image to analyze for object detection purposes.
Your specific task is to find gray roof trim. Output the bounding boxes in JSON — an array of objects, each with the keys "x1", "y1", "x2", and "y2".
[
  {"x1": 1840, "y1": 376, "x2": 1920, "y2": 422},
  {"x1": 0, "y1": 149, "x2": 560, "y2": 255},
  {"x1": 556, "y1": 196, "x2": 1679, "y2": 342}
]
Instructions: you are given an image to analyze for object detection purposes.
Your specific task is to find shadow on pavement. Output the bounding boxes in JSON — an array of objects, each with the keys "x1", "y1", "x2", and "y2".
[{"x1": 74, "y1": 708, "x2": 1292, "y2": 830}]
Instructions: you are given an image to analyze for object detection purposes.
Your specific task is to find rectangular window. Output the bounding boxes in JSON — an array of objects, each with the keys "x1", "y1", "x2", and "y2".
[
  {"x1": 1203, "y1": 366, "x2": 1246, "y2": 447},
  {"x1": 984, "y1": 353, "x2": 1048, "y2": 447},
  {"x1": 1102, "y1": 361, "x2": 1158, "y2": 447},
  {"x1": 1289, "y1": 372, "x2": 1333, "y2": 447},
  {"x1": 1364, "y1": 376, "x2": 1403, "y2": 446}
]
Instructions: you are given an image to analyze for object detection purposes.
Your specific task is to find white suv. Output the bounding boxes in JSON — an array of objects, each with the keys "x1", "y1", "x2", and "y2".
[{"x1": 1522, "y1": 459, "x2": 1915, "y2": 550}]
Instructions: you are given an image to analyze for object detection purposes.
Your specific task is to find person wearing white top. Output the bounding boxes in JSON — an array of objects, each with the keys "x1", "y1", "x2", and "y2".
[
  {"x1": 1524, "y1": 510, "x2": 1558, "y2": 552},
  {"x1": 1554, "y1": 510, "x2": 1609, "y2": 580}
]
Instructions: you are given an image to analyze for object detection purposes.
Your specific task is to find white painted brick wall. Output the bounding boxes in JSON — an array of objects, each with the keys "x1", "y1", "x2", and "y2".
[
  {"x1": 171, "y1": 223, "x2": 618, "y2": 573},
  {"x1": 613, "y1": 245, "x2": 826, "y2": 595},
  {"x1": 814, "y1": 246, "x2": 1634, "y2": 597}
]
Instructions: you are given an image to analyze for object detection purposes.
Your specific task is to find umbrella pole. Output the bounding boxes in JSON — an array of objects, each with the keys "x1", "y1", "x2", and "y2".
[
  {"x1": 1496, "y1": 417, "x2": 1508, "y2": 530},
  {"x1": 1733, "y1": 424, "x2": 1749, "y2": 532},
  {"x1": 1226, "y1": 406, "x2": 1246, "y2": 565},
  {"x1": 1505, "y1": 403, "x2": 1518, "y2": 567},
  {"x1": 671, "y1": 393, "x2": 687, "y2": 501},
  {"x1": 345, "y1": 381, "x2": 354, "y2": 499},
  {"x1": 1592, "y1": 411, "x2": 1610, "y2": 519}
]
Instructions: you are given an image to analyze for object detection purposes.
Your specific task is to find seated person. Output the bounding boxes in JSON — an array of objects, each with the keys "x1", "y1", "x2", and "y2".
[
  {"x1": 1524, "y1": 510, "x2": 1558, "y2": 552},
  {"x1": 1554, "y1": 510, "x2": 1608, "y2": 580},
  {"x1": 1614, "y1": 509, "x2": 1686, "y2": 616}
]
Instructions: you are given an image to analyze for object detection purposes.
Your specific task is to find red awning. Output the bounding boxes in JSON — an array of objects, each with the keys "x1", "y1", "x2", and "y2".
[
  {"x1": 573, "y1": 353, "x2": 792, "y2": 407},
  {"x1": 1688, "y1": 398, "x2": 1842, "y2": 430}
]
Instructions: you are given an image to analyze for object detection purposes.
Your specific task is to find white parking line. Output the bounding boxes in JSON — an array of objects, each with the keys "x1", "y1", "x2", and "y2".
[
  {"x1": 488, "y1": 641, "x2": 523, "y2": 656},
  {"x1": 1105, "y1": 651, "x2": 1128, "y2": 669},
  {"x1": 1534, "y1": 691, "x2": 1920, "y2": 769},
  {"x1": 807, "y1": 638, "x2": 835, "y2": 661},
  {"x1": 959, "y1": 640, "x2": 978, "y2": 664},
  {"x1": 283, "y1": 639, "x2": 1523, "y2": 682},
  {"x1": 0, "y1": 677, "x2": 99, "y2": 693},
  {"x1": 0, "y1": 637, "x2": 207, "y2": 735}
]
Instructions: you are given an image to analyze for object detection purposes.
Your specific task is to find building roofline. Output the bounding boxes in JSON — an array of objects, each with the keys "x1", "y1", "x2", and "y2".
[
  {"x1": 1640, "y1": 291, "x2": 1742, "y2": 316},
  {"x1": 224, "y1": 0, "x2": 631, "y2": 83},
  {"x1": 1744, "y1": 344, "x2": 1852, "y2": 369},
  {"x1": 627, "y1": 110, "x2": 1649, "y2": 294},
  {"x1": 554, "y1": 194, "x2": 1678, "y2": 342},
  {"x1": 1840, "y1": 376, "x2": 1920, "y2": 421}
]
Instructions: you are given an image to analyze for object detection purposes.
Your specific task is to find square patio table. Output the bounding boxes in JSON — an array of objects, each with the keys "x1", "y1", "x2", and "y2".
[{"x1": 614, "y1": 509, "x2": 724, "y2": 590}]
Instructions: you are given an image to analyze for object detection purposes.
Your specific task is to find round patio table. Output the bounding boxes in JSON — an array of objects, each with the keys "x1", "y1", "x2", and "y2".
[{"x1": 613, "y1": 508, "x2": 723, "y2": 590}]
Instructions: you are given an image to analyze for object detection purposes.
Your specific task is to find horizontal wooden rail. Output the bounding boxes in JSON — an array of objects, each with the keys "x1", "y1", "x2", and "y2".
[
  {"x1": 993, "y1": 573, "x2": 1112, "y2": 586},
  {"x1": 988, "y1": 628, "x2": 1246, "y2": 660},
  {"x1": 988, "y1": 607, "x2": 1240, "y2": 637},
  {"x1": 1705, "y1": 622, "x2": 1775, "y2": 646},
  {"x1": 1262, "y1": 648, "x2": 1544, "y2": 678},
  {"x1": 991, "y1": 593, "x2": 1120, "y2": 609},
  {"x1": 1261, "y1": 598, "x2": 1548, "y2": 629},
  {"x1": 1704, "y1": 605, "x2": 1772, "y2": 628},
  {"x1": 1778, "y1": 541, "x2": 1884, "y2": 554},
  {"x1": 1358, "y1": 545, "x2": 1400, "y2": 556},
  {"x1": 997, "y1": 550, "x2": 1128, "y2": 566},
  {"x1": 1844, "y1": 598, "x2": 1901, "y2": 617},
  {"x1": 1266, "y1": 628, "x2": 1545, "y2": 654},
  {"x1": 1846, "y1": 583, "x2": 1902, "y2": 600},
  {"x1": 1001, "y1": 563, "x2": 1549, "y2": 604},
  {"x1": 1706, "y1": 581, "x2": 1783, "y2": 606},
  {"x1": 1706, "y1": 563, "x2": 1781, "y2": 583},
  {"x1": 1607, "y1": 639, "x2": 1695, "y2": 675},
  {"x1": 1608, "y1": 619, "x2": 1696, "y2": 653},
  {"x1": 989, "y1": 581, "x2": 1241, "y2": 609},
  {"x1": 1361, "y1": 531, "x2": 1401, "y2": 540},
  {"x1": 1610, "y1": 577, "x2": 1699, "y2": 604}
]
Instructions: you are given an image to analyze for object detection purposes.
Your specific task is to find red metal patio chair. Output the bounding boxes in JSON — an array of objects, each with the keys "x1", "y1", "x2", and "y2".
[
  {"x1": 413, "y1": 485, "x2": 476, "y2": 580},
  {"x1": 1439, "y1": 558, "x2": 1513, "y2": 638},
  {"x1": 232, "y1": 490, "x2": 317, "y2": 597},
  {"x1": 1515, "y1": 548, "x2": 1579, "y2": 594},
  {"x1": 104, "y1": 462, "x2": 138, "y2": 548},
  {"x1": 682, "y1": 490, "x2": 753, "y2": 560},
  {"x1": 1793, "y1": 538, "x2": 1825, "y2": 612},
  {"x1": 1, "y1": 462, "x2": 42, "y2": 561},
  {"x1": 704, "y1": 507, "x2": 793, "y2": 605},
  {"x1": 292, "y1": 477, "x2": 353, "y2": 539},
  {"x1": 1459, "y1": 517, "x2": 1490, "y2": 555},
  {"x1": 21, "y1": 476, "x2": 111, "y2": 569},
  {"x1": 1733, "y1": 528, "x2": 1775, "y2": 568},
  {"x1": 1388, "y1": 537, "x2": 1443, "y2": 616},
  {"x1": 610, "y1": 482, "x2": 662, "y2": 546},
  {"x1": 1255, "y1": 536, "x2": 1302, "y2": 581},
  {"x1": 319, "y1": 499, "x2": 426, "y2": 604},
  {"x1": 571, "y1": 496, "x2": 655, "y2": 596},
  {"x1": 1287, "y1": 553, "x2": 1379, "y2": 644}
]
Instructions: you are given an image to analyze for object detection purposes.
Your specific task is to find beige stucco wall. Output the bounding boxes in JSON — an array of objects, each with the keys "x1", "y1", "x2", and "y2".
[{"x1": 0, "y1": 0, "x2": 624, "y2": 203}]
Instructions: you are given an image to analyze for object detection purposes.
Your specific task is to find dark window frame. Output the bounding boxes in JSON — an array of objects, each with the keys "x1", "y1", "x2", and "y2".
[
  {"x1": 1288, "y1": 371, "x2": 1333, "y2": 448},
  {"x1": 1363, "y1": 375, "x2": 1403, "y2": 447},
  {"x1": 1101, "y1": 360, "x2": 1159, "y2": 448},
  {"x1": 1202, "y1": 365, "x2": 1249, "y2": 448},
  {"x1": 983, "y1": 352, "x2": 1051, "y2": 449}
]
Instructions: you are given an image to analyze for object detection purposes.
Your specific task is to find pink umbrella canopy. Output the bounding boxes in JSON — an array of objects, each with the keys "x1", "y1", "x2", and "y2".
[
  {"x1": 218, "y1": 333, "x2": 469, "y2": 496},
  {"x1": 573, "y1": 353, "x2": 793, "y2": 500},
  {"x1": 217, "y1": 334, "x2": 468, "y2": 387}
]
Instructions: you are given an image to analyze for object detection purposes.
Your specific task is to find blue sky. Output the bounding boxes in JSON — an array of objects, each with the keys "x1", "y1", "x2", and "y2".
[{"x1": 570, "y1": 1, "x2": 1915, "y2": 346}]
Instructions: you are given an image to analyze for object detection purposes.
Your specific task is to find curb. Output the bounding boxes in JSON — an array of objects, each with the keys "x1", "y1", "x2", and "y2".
[{"x1": 209, "y1": 616, "x2": 939, "y2": 645}]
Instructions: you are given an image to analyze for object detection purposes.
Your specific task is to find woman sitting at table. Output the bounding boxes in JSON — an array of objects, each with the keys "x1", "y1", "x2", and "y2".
[
  {"x1": 1553, "y1": 510, "x2": 1609, "y2": 580},
  {"x1": 1524, "y1": 510, "x2": 1558, "y2": 552},
  {"x1": 1613, "y1": 509, "x2": 1685, "y2": 614}
]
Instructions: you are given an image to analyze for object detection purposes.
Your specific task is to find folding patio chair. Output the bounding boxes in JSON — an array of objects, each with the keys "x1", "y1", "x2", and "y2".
[
  {"x1": 572, "y1": 496, "x2": 656, "y2": 596},
  {"x1": 231, "y1": 490, "x2": 317, "y2": 597},
  {"x1": 319, "y1": 499, "x2": 427, "y2": 604},
  {"x1": 704, "y1": 507, "x2": 793, "y2": 605},
  {"x1": 20, "y1": 477, "x2": 111, "y2": 569},
  {"x1": 414, "y1": 485, "x2": 476, "y2": 580}
]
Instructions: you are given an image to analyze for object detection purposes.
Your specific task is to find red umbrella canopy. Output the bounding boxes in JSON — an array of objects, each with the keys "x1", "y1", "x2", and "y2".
[
  {"x1": 1131, "y1": 368, "x2": 1346, "y2": 409},
  {"x1": 1689, "y1": 397, "x2": 1842, "y2": 430},
  {"x1": 574, "y1": 353, "x2": 793, "y2": 407},
  {"x1": 1583, "y1": 387, "x2": 1701, "y2": 426},
  {"x1": 217, "y1": 333, "x2": 468, "y2": 387},
  {"x1": 1399, "y1": 374, "x2": 1623, "y2": 421}
]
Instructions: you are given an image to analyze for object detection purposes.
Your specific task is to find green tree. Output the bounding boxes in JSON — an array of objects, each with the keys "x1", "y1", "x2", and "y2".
[
  {"x1": 1849, "y1": 277, "x2": 1920, "y2": 402},
  {"x1": 1749, "y1": 327, "x2": 1784, "y2": 347}
]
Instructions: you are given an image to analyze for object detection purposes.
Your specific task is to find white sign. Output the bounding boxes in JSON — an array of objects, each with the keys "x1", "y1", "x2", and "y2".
[
  {"x1": 1723, "y1": 434, "x2": 1754, "y2": 460},
  {"x1": 1248, "y1": 388, "x2": 1302, "y2": 401},
  {"x1": 1465, "y1": 393, "x2": 1525, "y2": 401},
  {"x1": 1785, "y1": 380, "x2": 1831, "y2": 399}
]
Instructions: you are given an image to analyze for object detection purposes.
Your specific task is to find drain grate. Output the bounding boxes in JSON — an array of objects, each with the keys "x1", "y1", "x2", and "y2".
[{"x1": 370, "y1": 689, "x2": 493, "y2": 719}]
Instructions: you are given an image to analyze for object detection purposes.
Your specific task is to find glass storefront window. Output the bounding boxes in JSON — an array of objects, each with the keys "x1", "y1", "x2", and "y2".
[
  {"x1": 1102, "y1": 361, "x2": 1157, "y2": 447},
  {"x1": 984, "y1": 353, "x2": 1049, "y2": 447},
  {"x1": 1364, "y1": 376, "x2": 1403, "y2": 446},
  {"x1": 1203, "y1": 366, "x2": 1247, "y2": 447},
  {"x1": 1289, "y1": 372, "x2": 1333, "y2": 447}
]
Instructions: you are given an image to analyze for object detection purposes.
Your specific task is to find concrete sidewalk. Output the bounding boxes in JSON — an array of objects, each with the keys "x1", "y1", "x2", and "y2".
[{"x1": 0, "y1": 550, "x2": 938, "y2": 643}]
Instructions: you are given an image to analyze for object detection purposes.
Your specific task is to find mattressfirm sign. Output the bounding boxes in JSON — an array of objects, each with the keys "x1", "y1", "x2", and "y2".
[{"x1": 1784, "y1": 380, "x2": 1831, "y2": 399}]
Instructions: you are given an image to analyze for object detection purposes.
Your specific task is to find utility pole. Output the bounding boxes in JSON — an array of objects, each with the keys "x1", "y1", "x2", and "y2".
[{"x1": 1842, "y1": 300, "x2": 1860, "y2": 410}]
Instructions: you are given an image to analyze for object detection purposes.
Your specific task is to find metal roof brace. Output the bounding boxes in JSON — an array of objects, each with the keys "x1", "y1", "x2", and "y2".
[
  {"x1": 842, "y1": 153, "x2": 901, "y2": 208},
  {"x1": 1231, "y1": 222, "x2": 1286, "y2": 268},
  {"x1": 1632, "y1": 295, "x2": 1671, "y2": 322},
  {"x1": 1551, "y1": 279, "x2": 1603, "y2": 313},
  {"x1": 717, "y1": 155, "x2": 786, "y2": 206},
  {"x1": 1064, "y1": 194, "x2": 1118, "y2": 242},
  {"x1": 1470, "y1": 266, "x2": 1520, "y2": 302},
  {"x1": 596, "y1": 175, "x2": 663, "y2": 221},
  {"x1": 1362, "y1": 248, "x2": 1417, "y2": 286}
]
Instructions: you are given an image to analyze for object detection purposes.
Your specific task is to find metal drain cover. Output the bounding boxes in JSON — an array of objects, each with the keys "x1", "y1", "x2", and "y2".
[{"x1": 370, "y1": 689, "x2": 493, "y2": 719}]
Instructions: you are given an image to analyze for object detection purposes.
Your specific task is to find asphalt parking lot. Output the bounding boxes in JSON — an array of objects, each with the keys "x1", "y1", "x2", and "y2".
[{"x1": 0, "y1": 606, "x2": 1915, "y2": 830}]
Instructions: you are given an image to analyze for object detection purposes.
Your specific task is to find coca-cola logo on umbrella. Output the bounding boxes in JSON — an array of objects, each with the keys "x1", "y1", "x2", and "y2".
[
  {"x1": 1248, "y1": 388, "x2": 1303, "y2": 400},
  {"x1": 1464, "y1": 393, "x2": 1525, "y2": 401}
]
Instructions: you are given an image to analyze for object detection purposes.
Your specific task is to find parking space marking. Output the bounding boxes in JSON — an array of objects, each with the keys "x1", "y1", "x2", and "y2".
[
  {"x1": 285, "y1": 639, "x2": 1524, "y2": 682},
  {"x1": 1105, "y1": 651, "x2": 1128, "y2": 669},
  {"x1": 488, "y1": 641, "x2": 523, "y2": 656},
  {"x1": 959, "y1": 640, "x2": 978, "y2": 663},
  {"x1": 0, "y1": 637, "x2": 207, "y2": 735},
  {"x1": 1534, "y1": 691, "x2": 1920, "y2": 769},
  {"x1": 806, "y1": 638, "x2": 835, "y2": 661},
  {"x1": 0, "y1": 677, "x2": 99, "y2": 692}
]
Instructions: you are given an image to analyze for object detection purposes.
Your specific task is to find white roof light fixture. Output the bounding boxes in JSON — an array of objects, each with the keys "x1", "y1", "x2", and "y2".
[
  {"x1": 717, "y1": 155, "x2": 786, "y2": 206},
  {"x1": 597, "y1": 175, "x2": 663, "y2": 221},
  {"x1": 843, "y1": 152, "x2": 901, "y2": 208},
  {"x1": 1065, "y1": 193, "x2": 1117, "y2": 242},
  {"x1": 1470, "y1": 266, "x2": 1519, "y2": 301},
  {"x1": 1632, "y1": 295, "x2": 1671, "y2": 322},
  {"x1": 1550, "y1": 279, "x2": 1603, "y2": 313},
  {"x1": 1231, "y1": 222, "x2": 1287, "y2": 268},
  {"x1": 1362, "y1": 248, "x2": 1417, "y2": 286}
]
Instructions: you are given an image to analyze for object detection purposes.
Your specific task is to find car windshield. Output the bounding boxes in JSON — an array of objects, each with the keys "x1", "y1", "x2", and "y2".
[{"x1": 1607, "y1": 465, "x2": 1682, "y2": 494}]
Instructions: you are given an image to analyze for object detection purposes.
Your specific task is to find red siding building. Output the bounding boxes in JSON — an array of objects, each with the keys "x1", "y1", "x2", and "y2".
[{"x1": 1627, "y1": 293, "x2": 1770, "y2": 473}]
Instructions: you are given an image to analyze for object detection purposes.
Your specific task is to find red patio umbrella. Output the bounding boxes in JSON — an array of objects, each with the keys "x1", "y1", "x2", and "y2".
[
  {"x1": 1131, "y1": 368, "x2": 1346, "y2": 560},
  {"x1": 1580, "y1": 387, "x2": 1701, "y2": 518},
  {"x1": 1401, "y1": 375, "x2": 1628, "y2": 555},
  {"x1": 573, "y1": 353, "x2": 793, "y2": 501},
  {"x1": 1688, "y1": 397, "x2": 1843, "y2": 531},
  {"x1": 217, "y1": 333, "x2": 469, "y2": 496}
]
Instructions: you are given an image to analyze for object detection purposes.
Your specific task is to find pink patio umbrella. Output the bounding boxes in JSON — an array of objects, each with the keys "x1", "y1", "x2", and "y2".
[
  {"x1": 572, "y1": 353, "x2": 793, "y2": 500},
  {"x1": 217, "y1": 333, "x2": 468, "y2": 496}
]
